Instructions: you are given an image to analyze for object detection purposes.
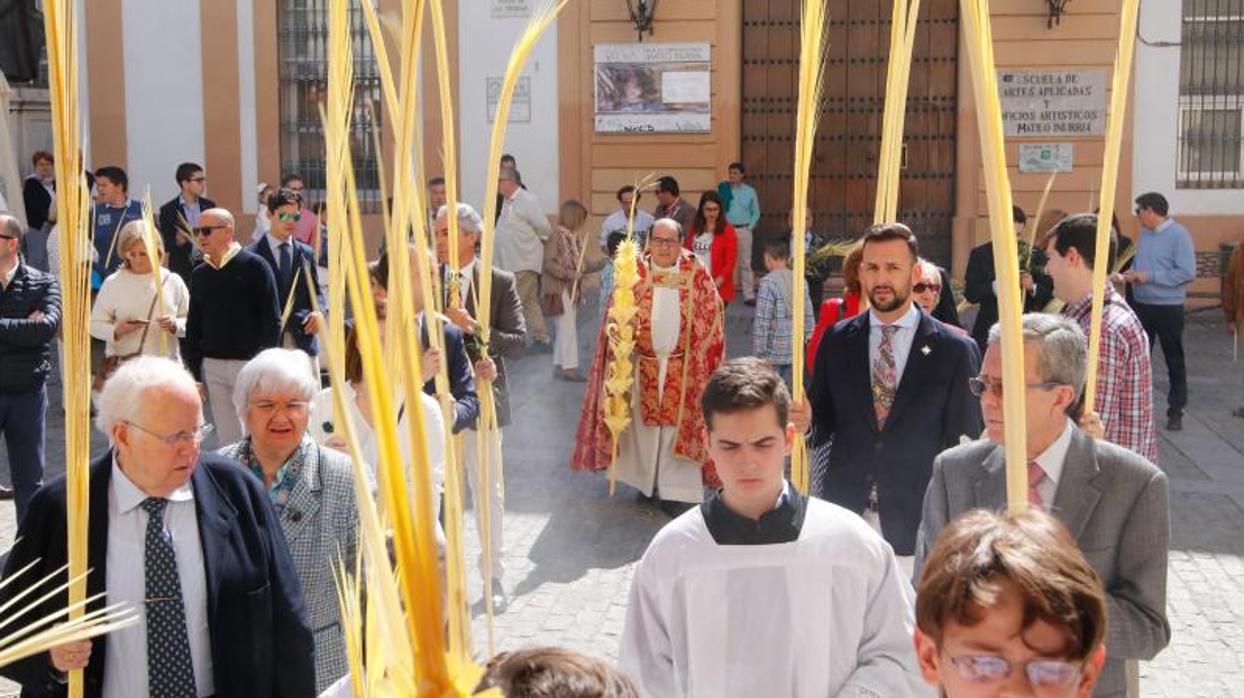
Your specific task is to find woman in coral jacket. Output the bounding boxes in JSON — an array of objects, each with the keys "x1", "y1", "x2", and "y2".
[
  {"x1": 806, "y1": 245, "x2": 863, "y2": 376},
  {"x1": 685, "y1": 191, "x2": 738, "y2": 303}
]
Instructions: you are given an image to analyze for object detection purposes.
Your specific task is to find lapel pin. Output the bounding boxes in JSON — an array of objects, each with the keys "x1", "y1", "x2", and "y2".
[{"x1": 920, "y1": 345, "x2": 931, "y2": 356}]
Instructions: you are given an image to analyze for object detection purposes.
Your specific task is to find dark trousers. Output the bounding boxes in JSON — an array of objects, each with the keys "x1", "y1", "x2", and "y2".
[
  {"x1": 1134, "y1": 302, "x2": 1188, "y2": 417},
  {"x1": 0, "y1": 386, "x2": 48, "y2": 523}
]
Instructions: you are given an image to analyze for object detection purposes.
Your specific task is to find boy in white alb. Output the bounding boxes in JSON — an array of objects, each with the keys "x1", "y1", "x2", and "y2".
[{"x1": 619, "y1": 357, "x2": 929, "y2": 698}]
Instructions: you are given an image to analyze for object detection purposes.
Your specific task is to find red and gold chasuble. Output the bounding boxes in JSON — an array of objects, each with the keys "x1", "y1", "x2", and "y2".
[{"x1": 571, "y1": 250, "x2": 725, "y2": 488}]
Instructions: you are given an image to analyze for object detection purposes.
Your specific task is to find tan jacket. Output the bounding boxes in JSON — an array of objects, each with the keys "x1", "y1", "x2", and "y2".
[
  {"x1": 1225, "y1": 241, "x2": 1244, "y2": 324},
  {"x1": 542, "y1": 225, "x2": 583, "y2": 301}
]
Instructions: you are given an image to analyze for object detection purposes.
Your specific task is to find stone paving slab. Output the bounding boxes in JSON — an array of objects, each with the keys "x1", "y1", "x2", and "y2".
[{"x1": 3, "y1": 303, "x2": 1243, "y2": 696}]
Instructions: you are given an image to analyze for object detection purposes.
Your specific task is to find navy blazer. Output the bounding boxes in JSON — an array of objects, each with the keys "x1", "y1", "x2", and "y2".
[
  {"x1": 0, "y1": 451, "x2": 316, "y2": 698},
  {"x1": 808, "y1": 308, "x2": 982, "y2": 556},
  {"x1": 420, "y1": 317, "x2": 480, "y2": 433},
  {"x1": 248, "y1": 236, "x2": 325, "y2": 357}
]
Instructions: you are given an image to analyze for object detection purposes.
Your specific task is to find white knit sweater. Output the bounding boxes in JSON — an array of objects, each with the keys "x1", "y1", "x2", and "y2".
[{"x1": 89, "y1": 266, "x2": 190, "y2": 360}]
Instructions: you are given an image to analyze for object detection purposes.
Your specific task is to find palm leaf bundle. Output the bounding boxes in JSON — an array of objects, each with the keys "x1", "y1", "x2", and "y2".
[
  {"x1": 958, "y1": 0, "x2": 1029, "y2": 511},
  {"x1": 41, "y1": 1, "x2": 96, "y2": 692},
  {"x1": 789, "y1": 0, "x2": 830, "y2": 494},
  {"x1": 1084, "y1": 1, "x2": 1141, "y2": 417}
]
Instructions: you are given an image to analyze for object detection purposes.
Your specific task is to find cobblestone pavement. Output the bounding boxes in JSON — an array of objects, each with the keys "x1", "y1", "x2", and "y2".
[{"x1": 3, "y1": 299, "x2": 1242, "y2": 696}]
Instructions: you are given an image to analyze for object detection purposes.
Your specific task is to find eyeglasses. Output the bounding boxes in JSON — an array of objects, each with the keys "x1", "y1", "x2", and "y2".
[
  {"x1": 913, "y1": 282, "x2": 942, "y2": 295},
  {"x1": 947, "y1": 654, "x2": 1084, "y2": 689},
  {"x1": 649, "y1": 237, "x2": 681, "y2": 248},
  {"x1": 249, "y1": 399, "x2": 310, "y2": 416},
  {"x1": 968, "y1": 376, "x2": 1066, "y2": 399},
  {"x1": 125, "y1": 421, "x2": 214, "y2": 447},
  {"x1": 278, "y1": 212, "x2": 302, "y2": 222},
  {"x1": 192, "y1": 225, "x2": 227, "y2": 237}
]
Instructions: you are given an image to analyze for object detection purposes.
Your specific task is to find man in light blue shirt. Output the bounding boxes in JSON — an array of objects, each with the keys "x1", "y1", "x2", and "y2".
[
  {"x1": 724, "y1": 161, "x2": 761, "y2": 304},
  {"x1": 1124, "y1": 191, "x2": 1196, "y2": 431}
]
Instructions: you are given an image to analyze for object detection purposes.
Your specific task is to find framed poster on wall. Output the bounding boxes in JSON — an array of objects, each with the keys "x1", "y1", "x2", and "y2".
[{"x1": 593, "y1": 42, "x2": 711, "y2": 134}]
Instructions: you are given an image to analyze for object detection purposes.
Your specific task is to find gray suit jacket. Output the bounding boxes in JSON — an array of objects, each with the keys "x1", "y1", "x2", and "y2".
[
  {"x1": 914, "y1": 429, "x2": 1170, "y2": 698},
  {"x1": 461, "y1": 265, "x2": 526, "y2": 427},
  {"x1": 219, "y1": 437, "x2": 360, "y2": 694}
]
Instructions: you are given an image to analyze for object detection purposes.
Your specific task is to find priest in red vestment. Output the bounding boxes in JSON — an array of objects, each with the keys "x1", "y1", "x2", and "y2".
[{"x1": 572, "y1": 218, "x2": 726, "y2": 503}]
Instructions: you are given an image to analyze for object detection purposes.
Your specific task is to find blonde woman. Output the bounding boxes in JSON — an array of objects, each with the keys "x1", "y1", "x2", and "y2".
[{"x1": 89, "y1": 220, "x2": 190, "y2": 378}]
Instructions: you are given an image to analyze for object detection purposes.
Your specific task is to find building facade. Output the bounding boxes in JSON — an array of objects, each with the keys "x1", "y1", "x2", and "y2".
[{"x1": 3, "y1": 0, "x2": 1239, "y2": 298}]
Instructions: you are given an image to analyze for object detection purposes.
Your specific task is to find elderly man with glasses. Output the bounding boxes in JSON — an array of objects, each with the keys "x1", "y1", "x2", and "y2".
[
  {"x1": 219, "y1": 348, "x2": 360, "y2": 693},
  {"x1": 184, "y1": 207, "x2": 281, "y2": 445},
  {"x1": 914, "y1": 313, "x2": 1170, "y2": 698},
  {"x1": 0, "y1": 356, "x2": 314, "y2": 697}
]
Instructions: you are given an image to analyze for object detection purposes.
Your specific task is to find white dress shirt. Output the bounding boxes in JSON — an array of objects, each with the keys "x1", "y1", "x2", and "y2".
[
  {"x1": 600, "y1": 207, "x2": 656, "y2": 246},
  {"x1": 104, "y1": 460, "x2": 214, "y2": 698},
  {"x1": 494, "y1": 188, "x2": 552, "y2": 274},
  {"x1": 454, "y1": 258, "x2": 477, "y2": 306},
  {"x1": 1030, "y1": 418, "x2": 1074, "y2": 510},
  {"x1": 868, "y1": 303, "x2": 921, "y2": 383}
]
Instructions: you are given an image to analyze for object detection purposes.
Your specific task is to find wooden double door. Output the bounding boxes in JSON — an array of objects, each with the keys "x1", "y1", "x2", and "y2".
[{"x1": 741, "y1": 0, "x2": 959, "y2": 265}]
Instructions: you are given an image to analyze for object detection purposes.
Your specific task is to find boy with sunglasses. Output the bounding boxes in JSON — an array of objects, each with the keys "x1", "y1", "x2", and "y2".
[
  {"x1": 246, "y1": 188, "x2": 325, "y2": 372},
  {"x1": 915, "y1": 508, "x2": 1108, "y2": 697}
]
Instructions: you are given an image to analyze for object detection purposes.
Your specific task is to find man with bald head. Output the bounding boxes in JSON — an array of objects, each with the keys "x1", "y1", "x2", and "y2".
[
  {"x1": 184, "y1": 208, "x2": 281, "y2": 444},
  {"x1": 0, "y1": 213, "x2": 61, "y2": 518}
]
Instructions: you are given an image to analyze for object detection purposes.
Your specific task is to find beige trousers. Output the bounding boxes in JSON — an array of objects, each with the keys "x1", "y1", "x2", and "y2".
[{"x1": 514, "y1": 270, "x2": 548, "y2": 343}]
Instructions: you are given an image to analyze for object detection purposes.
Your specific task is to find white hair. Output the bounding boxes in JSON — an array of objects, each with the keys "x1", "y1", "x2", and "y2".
[
  {"x1": 435, "y1": 203, "x2": 483, "y2": 234},
  {"x1": 231, "y1": 348, "x2": 319, "y2": 432},
  {"x1": 652, "y1": 217, "x2": 683, "y2": 238},
  {"x1": 96, "y1": 356, "x2": 199, "y2": 444},
  {"x1": 916, "y1": 258, "x2": 941, "y2": 282}
]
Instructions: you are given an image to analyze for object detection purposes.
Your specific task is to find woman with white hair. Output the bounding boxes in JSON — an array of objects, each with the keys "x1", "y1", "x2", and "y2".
[
  {"x1": 217, "y1": 347, "x2": 359, "y2": 694},
  {"x1": 89, "y1": 220, "x2": 191, "y2": 384}
]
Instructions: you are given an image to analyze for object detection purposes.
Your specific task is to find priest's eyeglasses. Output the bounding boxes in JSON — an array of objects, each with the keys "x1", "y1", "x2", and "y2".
[
  {"x1": 649, "y1": 236, "x2": 681, "y2": 248},
  {"x1": 968, "y1": 376, "x2": 1065, "y2": 399},
  {"x1": 125, "y1": 421, "x2": 214, "y2": 446},
  {"x1": 947, "y1": 654, "x2": 1083, "y2": 689}
]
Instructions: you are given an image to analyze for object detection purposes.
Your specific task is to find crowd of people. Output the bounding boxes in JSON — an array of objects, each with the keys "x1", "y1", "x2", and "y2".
[{"x1": 0, "y1": 147, "x2": 1215, "y2": 696}]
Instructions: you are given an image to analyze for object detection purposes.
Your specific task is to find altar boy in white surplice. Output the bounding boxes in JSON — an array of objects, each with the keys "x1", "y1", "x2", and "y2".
[{"x1": 619, "y1": 358, "x2": 930, "y2": 698}]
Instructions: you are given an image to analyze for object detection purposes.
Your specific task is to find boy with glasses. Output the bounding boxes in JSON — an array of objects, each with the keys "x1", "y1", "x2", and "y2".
[
  {"x1": 915, "y1": 313, "x2": 1170, "y2": 697},
  {"x1": 280, "y1": 172, "x2": 320, "y2": 247},
  {"x1": 247, "y1": 188, "x2": 324, "y2": 372},
  {"x1": 184, "y1": 208, "x2": 281, "y2": 445},
  {"x1": 158, "y1": 162, "x2": 217, "y2": 282},
  {"x1": 915, "y1": 508, "x2": 1108, "y2": 697}
]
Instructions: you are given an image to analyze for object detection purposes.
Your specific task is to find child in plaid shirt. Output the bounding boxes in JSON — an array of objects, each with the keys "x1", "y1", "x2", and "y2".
[{"x1": 752, "y1": 238, "x2": 814, "y2": 388}]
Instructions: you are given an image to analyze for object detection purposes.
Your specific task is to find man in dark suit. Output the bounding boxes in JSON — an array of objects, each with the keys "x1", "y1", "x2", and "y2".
[
  {"x1": 915, "y1": 313, "x2": 1170, "y2": 698},
  {"x1": 434, "y1": 202, "x2": 526, "y2": 611},
  {"x1": 0, "y1": 356, "x2": 314, "y2": 698},
  {"x1": 374, "y1": 244, "x2": 479, "y2": 435},
  {"x1": 247, "y1": 188, "x2": 325, "y2": 366},
  {"x1": 791, "y1": 222, "x2": 982, "y2": 570},
  {"x1": 963, "y1": 204, "x2": 1054, "y2": 354},
  {"x1": 157, "y1": 162, "x2": 217, "y2": 283}
]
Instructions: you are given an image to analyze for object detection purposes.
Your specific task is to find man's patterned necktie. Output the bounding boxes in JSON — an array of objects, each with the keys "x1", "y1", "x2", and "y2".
[
  {"x1": 141, "y1": 497, "x2": 197, "y2": 697},
  {"x1": 1028, "y1": 461, "x2": 1047, "y2": 510},
  {"x1": 872, "y1": 325, "x2": 898, "y2": 428}
]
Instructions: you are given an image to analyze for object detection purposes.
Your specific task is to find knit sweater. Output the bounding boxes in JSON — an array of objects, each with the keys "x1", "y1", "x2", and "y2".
[
  {"x1": 184, "y1": 248, "x2": 281, "y2": 380},
  {"x1": 89, "y1": 267, "x2": 190, "y2": 360}
]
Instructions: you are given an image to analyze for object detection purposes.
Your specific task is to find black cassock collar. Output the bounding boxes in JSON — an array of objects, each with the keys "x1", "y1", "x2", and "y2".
[{"x1": 701, "y1": 480, "x2": 808, "y2": 545}]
